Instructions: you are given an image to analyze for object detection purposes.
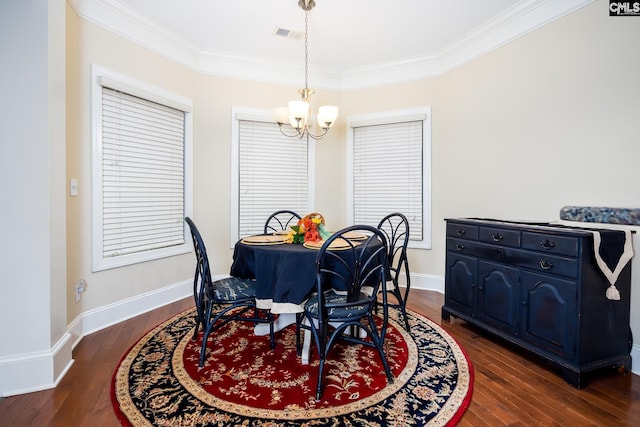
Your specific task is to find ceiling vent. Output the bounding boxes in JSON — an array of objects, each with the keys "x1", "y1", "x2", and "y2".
[{"x1": 273, "y1": 27, "x2": 304, "y2": 41}]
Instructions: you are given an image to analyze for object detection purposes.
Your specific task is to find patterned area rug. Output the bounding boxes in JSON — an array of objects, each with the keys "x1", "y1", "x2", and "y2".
[{"x1": 112, "y1": 307, "x2": 473, "y2": 426}]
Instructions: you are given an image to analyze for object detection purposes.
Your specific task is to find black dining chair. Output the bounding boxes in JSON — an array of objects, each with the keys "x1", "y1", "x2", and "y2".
[
  {"x1": 295, "y1": 225, "x2": 393, "y2": 401},
  {"x1": 264, "y1": 210, "x2": 301, "y2": 234},
  {"x1": 377, "y1": 213, "x2": 411, "y2": 331},
  {"x1": 185, "y1": 217, "x2": 274, "y2": 367}
]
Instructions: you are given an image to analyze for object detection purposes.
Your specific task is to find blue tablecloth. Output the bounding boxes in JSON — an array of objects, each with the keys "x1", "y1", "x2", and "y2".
[
  {"x1": 231, "y1": 242, "x2": 318, "y2": 313},
  {"x1": 230, "y1": 237, "x2": 385, "y2": 313}
]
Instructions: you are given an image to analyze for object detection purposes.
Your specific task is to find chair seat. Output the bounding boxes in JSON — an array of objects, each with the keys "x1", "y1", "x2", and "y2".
[
  {"x1": 304, "y1": 290, "x2": 370, "y2": 319},
  {"x1": 212, "y1": 276, "x2": 257, "y2": 301}
]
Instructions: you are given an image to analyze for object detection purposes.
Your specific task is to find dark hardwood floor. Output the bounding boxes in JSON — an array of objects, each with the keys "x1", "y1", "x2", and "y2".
[{"x1": 1, "y1": 289, "x2": 638, "y2": 426}]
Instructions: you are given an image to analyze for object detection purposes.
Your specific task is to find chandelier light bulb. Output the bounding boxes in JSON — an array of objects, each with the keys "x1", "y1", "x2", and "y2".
[
  {"x1": 288, "y1": 100, "x2": 309, "y2": 129},
  {"x1": 273, "y1": 107, "x2": 289, "y2": 125},
  {"x1": 317, "y1": 105, "x2": 339, "y2": 129}
]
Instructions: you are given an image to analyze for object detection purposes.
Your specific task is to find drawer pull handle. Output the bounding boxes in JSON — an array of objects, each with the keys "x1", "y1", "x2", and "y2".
[
  {"x1": 539, "y1": 259, "x2": 553, "y2": 270},
  {"x1": 456, "y1": 229, "x2": 466, "y2": 236},
  {"x1": 456, "y1": 244, "x2": 465, "y2": 251},
  {"x1": 494, "y1": 248, "x2": 503, "y2": 256},
  {"x1": 492, "y1": 233, "x2": 503, "y2": 242},
  {"x1": 540, "y1": 239, "x2": 555, "y2": 250}
]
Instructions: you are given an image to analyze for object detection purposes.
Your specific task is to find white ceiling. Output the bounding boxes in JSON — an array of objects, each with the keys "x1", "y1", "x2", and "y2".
[{"x1": 72, "y1": 0, "x2": 593, "y2": 90}]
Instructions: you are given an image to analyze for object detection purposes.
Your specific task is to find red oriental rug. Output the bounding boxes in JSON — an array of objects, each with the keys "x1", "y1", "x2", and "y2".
[{"x1": 112, "y1": 307, "x2": 473, "y2": 426}]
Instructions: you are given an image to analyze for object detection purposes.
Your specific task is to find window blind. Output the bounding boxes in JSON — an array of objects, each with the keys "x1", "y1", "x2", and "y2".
[
  {"x1": 238, "y1": 120, "x2": 308, "y2": 237},
  {"x1": 352, "y1": 120, "x2": 423, "y2": 240},
  {"x1": 101, "y1": 87, "x2": 186, "y2": 258}
]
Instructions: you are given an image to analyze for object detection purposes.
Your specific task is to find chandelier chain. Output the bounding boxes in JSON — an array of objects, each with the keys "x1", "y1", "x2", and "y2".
[
  {"x1": 274, "y1": 0, "x2": 337, "y2": 140},
  {"x1": 304, "y1": 11, "x2": 309, "y2": 92}
]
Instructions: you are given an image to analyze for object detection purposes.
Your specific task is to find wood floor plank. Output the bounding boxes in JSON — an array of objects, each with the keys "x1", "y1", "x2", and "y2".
[{"x1": 0, "y1": 290, "x2": 638, "y2": 426}]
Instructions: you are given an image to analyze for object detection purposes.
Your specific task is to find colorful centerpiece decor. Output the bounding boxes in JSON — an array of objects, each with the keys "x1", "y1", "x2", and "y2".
[{"x1": 286, "y1": 212, "x2": 331, "y2": 244}]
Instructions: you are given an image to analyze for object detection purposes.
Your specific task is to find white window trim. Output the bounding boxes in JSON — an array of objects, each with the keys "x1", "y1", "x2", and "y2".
[
  {"x1": 230, "y1": 107, "x2": 315, "y2": 247},
  {"x1": 91, "y1": 64, "x2": 193, "y2": 271},
  {"x1": 346, "y1": 107, "x2": 432, "y2": 250}
]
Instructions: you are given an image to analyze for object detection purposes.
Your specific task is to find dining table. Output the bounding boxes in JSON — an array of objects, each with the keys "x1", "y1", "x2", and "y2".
[
  {"x1": 231, "y1": 237, "x2": 320, "y2": 312},
  {"x1": 230, "y1": 231, "x2": 383, "y2": 363}
]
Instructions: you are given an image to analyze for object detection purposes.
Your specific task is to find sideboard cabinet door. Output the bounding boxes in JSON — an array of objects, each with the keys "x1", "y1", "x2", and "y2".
[
  {"x1": 444, "y1": 252, "x2": 477, "y2": 318},
  {"x1": 521, "y1": 272, "x2": 577, "y2": 360},
  {"x1": 477, "y1": 260, "x2": 520, "y2": 336}
]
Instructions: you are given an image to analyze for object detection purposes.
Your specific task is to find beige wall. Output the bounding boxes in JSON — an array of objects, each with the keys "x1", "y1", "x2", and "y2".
[
  {"x1": 341, "y1": 2, "x2": 640, "y2": 281},
  {"x1": 64, "y1": 5, "x2": 344, "y2": 321},
  {"x1": 66, "y1": 7, "x2": 193, "y2": 320},
  {"x1": 65, "y1": 0, "x2": 640, "y2": 339}
]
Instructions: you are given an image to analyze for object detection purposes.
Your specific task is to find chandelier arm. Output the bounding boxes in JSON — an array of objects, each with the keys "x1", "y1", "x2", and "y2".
[
  {"x1": 305, "y1": 127, "x2": 330, "y2": 140},
  {"x1": 277, "y1": 122, "x2": 329, "y2": 140},
  {"x1": 277, "y1": 123, "x2": 306, "y2": 139}
]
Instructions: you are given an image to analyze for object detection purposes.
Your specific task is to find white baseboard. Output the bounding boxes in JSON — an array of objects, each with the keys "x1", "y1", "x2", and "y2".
[
  {"x1": 1, "y1": 279, "x2": 192, "y2": 397},
  {"x1": 408, "y1": 272, "x2": 444, "y2": 293},
  {"x1": 0, "y1": 332, "x2": 74, "y2": 397},
  {"x1": 632, "y1": 345, "x2": 640, "y2": 376},
  {"x1": 67, "y1": 279, "x2": 192, "y2": 348}
]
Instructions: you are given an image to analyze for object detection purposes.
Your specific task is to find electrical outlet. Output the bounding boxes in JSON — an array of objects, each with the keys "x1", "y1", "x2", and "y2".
[{"x1": 75, "y1": 279, "x2": 87, "y2": 303}]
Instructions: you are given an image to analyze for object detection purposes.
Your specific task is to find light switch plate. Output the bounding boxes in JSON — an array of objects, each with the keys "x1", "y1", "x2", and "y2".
[{"x1": 70, "y1": 178, "x2": 78, "y2": 197}]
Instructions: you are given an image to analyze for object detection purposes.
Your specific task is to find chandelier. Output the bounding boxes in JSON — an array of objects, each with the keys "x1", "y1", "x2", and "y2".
[{"x1": 273, "y1": 0, "x2": 339, "y2": 140}]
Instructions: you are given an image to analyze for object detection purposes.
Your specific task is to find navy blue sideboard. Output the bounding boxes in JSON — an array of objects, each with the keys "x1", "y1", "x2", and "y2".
[{"x1": 442, "y1": 218, "x2": 632, "y2": 388}]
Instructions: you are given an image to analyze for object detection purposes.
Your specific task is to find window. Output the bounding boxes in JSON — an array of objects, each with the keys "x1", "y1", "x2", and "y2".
[
  {"x1": 91, "y1": 65, "x2": 193, "y2": 271},
  {"x1": 347, "y1": 108, "x2": 431, "y2": 249},
  {"x1": 230, "y1": 108, "x2": 314, "y2": 244}
]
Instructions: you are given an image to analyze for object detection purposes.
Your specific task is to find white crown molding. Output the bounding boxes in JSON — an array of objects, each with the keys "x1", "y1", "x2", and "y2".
[
  {"x1": 195, "y1": 51, "x2": 344, "y2": 90},
  {"x1": 70, "y1": 0, "x2": 200, "y2": 68},
  {"x1": 340, "y1": 0, "x2": 595, "y2": 90},
  {"x1": 71, "y1": 0, "x2": 593, "y2": 90}
]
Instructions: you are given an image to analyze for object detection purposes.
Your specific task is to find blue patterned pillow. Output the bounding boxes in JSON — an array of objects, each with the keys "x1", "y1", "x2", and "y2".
[{"x1": 560, "y1": 206, "x2": 640, "y2": 225}]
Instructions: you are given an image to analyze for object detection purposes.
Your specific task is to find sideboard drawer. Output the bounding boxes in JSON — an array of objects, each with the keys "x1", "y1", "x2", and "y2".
[
  {"x1": 447, "y1": 223, "x2": 478, "y2": 240},
  {"x1": 510, "y1": 249, "x2": 579, "y2": 278},
  {"x1": 448, "y1": 238, "x2": 578, "y2": 278},
  {"x1": 479, "y1": 227, "x2": 521, "y2": 247},
  {"x1": 522, "y1": 232, "x2": 580, "y2": 257},
  {"x1": 447, "y1": 238, "x2": 494, "y2": 259}
]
